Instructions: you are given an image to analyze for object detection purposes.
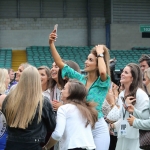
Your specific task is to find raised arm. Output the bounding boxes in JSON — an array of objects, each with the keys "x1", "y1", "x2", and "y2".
[
  {"x1": 95, "y1": 45, "x2": 108, "y2": 81},
  {"x1": 49, "y1": 30, "x2": 65, "y2": 69}
]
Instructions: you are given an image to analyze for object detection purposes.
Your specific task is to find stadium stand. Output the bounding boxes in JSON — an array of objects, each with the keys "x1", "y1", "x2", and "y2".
[
  {"x1": 0, "y1": 49, "x2": 12, "y2": 68},
  {"x1": 26, "y1": 46, "x2": 150, "y2": 71},
  {"x1": 0, "y1": 47, "x2": 150, "y2": 71},
  {"x1": 26, "y1": 46, "x2": 93, "y2": 69}
]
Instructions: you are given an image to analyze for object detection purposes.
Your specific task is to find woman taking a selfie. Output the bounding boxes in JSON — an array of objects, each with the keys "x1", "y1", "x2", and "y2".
[
  {"x1": 2, "y1": 66, "x2": 56, "y2": 150},
  {"x1": 48, "y1": 30, "x2": 111, "y2": 150},
  {"x1": 43, "y1": 79, "x2": 98, "y2": 150}
]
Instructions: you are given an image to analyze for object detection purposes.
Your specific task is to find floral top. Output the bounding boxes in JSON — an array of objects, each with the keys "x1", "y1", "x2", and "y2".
[{"x1": 62, "y1": 65, "x2": 110, "y2": 118}]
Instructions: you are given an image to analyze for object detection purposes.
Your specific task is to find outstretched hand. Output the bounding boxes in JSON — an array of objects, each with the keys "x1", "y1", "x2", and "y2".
[{"x1": 49, "y1": 30, "x2": 57, "y2": 45}]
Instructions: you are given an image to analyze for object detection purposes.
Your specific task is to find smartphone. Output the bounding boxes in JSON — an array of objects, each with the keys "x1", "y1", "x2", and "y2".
[{"x1": 54, "y1": 24, "x2": 58, "y2": 33}]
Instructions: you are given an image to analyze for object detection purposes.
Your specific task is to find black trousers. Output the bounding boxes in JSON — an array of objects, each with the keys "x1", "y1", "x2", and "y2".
[{"x1": 109, "y1": 135, "x2": 117, "y2": 150}]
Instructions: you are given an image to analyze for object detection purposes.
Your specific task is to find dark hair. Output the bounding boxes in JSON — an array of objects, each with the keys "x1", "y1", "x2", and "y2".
[
  {"x1": 57, "y1": 60, "x2": 81, "y2": 87},
  {"x1": 66, "y1": 79, "x2": 98, "y2": 128},
  {"x1": 138, "y1": 54, "x2": 150, "y2": 67},
  {"x1": 49, "y1": 60, "x2": 66, "y2": 90},
  {"x1": 123, "y1": 63, "x2": 144, "y2": 99},
  {"x1": 50, "y1": 60, "x2": 81, "y2": 90},
  {"x1": 37, "y1": 66, "x2": 51, "y2": 90}
]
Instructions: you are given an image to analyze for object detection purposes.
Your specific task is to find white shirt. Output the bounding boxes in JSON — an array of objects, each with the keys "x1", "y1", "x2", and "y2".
[
  {"x1": 114, "y1": 88, "x2": 149, "y2": 139},
  {"x1": 42, "y1": 89, "x2": 51, "y2": 101},
  {"x1": 52, "y1": 104, "x2": 96, "y2": 150}
]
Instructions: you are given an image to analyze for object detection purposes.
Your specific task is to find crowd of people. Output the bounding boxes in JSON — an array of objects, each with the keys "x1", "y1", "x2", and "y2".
[{"x1": 0, "y1": 29, "x2": 150, "y2": 150}]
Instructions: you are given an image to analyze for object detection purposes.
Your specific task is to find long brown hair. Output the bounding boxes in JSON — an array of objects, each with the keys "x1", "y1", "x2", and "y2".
[
  {"x1": 4, "y1": 66, "x2": 43, "y2": 129},
  {"x1": 124, "y1": 63, "x2": 144, "y2": 99},
  {"x1": 66, "y1": 79, "x2": 98, "y2": 128},
  {"x1": 91, "y1": 45, "x2": 110, "y2": 76}
]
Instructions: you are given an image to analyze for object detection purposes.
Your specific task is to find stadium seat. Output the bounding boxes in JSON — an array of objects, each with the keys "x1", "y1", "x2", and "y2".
[{"x1": 0, "y1": 49, "x2": 12, "y2": 68}]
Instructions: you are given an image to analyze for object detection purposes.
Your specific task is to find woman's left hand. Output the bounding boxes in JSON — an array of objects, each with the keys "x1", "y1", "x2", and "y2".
[
  {"x1": 127, "y1": 115, "x2": 136, "y2": 126},
  {"x1": 95, "y1": 45, "x2": 104, "y2": 55}
]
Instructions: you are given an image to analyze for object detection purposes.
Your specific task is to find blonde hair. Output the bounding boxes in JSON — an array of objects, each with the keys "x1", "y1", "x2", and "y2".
[
  {"x1": 19, "y1": 62, "x2": 31, "y2": 70},
  {"x1": 91, "y1": 45, "x2": 110, "y2": 76},
  {"x1": 144, "y1": 68, "x2": 150, "y2": 80},
  {"x1": 0, "y1": 68, "x2": 8, "y2": 94},
  {"x1": 4, "y1": 66, "x2": 43, "y2": 129}
]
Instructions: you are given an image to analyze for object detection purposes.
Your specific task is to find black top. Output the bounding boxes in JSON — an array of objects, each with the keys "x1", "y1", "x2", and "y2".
[{"x1": 2, "y1": 96, "x2": 56, "y2": 150}]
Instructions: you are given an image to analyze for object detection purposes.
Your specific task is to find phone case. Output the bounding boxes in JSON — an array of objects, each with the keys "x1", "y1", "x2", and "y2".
[{"x1": 54, "y1": 24, "x2": 58, "y2": 33}]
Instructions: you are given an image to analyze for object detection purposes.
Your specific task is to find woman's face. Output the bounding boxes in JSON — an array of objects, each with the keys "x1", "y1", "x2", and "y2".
[
  {"x1": 51, "y1": 62, "x2": 59, "y2": 81},
  {"x1": 38, "y1": 69, "x2": 49, "y2": 87},
  {"x1": 143, "y1": 73, "x2": 150, "y2": 86},
  {"x1": 9, "y1": 70, "x2": 15, "y2": 81},
  {"x1": 84, "y1": 53, "x2": 98, "y2": 72},
  {"x1": 16, "y1": 66, "x2": 24, "y2": 82},
  {"x1": 120, "y1": 66, "x2": 133, "y2": 85},
  {"x1": 61, "y1": 82, "x2": 70, "y2": 102},
  {"x1": 5, "y1": 73, "x2": 10, "y2": 89}
]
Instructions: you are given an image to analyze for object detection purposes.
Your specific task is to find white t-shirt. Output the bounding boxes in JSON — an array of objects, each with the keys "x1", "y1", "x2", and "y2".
[{"x1": 52, "y1": 104, "x2": 96, "y2": 150}]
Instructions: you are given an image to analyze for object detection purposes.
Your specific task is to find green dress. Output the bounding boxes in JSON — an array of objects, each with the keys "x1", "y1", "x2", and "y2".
[{"x1": 62, "y1": 64, "x2": 111, "y2": 119}]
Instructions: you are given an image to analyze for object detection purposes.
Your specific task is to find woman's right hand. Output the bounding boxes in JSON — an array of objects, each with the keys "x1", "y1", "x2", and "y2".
[
  {"x1": 126, "y1": 104, "x2": 135, "y2": 113},
  {"x1": 49, "y1": 30, "x2": 57, "y2": 45}
]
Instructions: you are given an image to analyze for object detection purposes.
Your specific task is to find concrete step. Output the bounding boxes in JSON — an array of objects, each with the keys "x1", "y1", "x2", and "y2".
[{"x1": 12, "y1": 50, "x2": 27, "y2": 71}]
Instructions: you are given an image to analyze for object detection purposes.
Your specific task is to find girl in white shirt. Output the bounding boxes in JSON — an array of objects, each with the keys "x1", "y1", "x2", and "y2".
[
  {"x1": 110, "y1": 63, "x2": 149, "y2": 150},
  {"x1": 43, "y1": 79, "x2": 98, "y2": 150}
]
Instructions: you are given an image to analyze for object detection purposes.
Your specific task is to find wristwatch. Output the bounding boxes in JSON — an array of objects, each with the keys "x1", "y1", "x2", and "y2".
[{"x1": 97, "y1": 53, "x2": 104, "y2": 57}]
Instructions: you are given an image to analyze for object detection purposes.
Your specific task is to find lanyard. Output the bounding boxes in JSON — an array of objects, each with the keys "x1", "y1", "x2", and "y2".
[
  {"x1": 56, "y1": 92, "x2": 57, "y2": 100},
  {"x1": 122, "y1": 107, "x2": 126, "y2": 120}
]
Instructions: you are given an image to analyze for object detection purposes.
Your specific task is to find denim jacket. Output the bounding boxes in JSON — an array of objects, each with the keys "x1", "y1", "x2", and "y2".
[{"x1": 2, "y1": 96, "x2": 56, "y2": 144}]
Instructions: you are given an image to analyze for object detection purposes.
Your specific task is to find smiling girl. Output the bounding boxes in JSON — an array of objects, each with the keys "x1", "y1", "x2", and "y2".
[
  {"x1": 111, "y1": 63, "x2": 149, "y2": 150},
  {"x1": 38, "y1": 66, "x2": 51, "y2": 101}
]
